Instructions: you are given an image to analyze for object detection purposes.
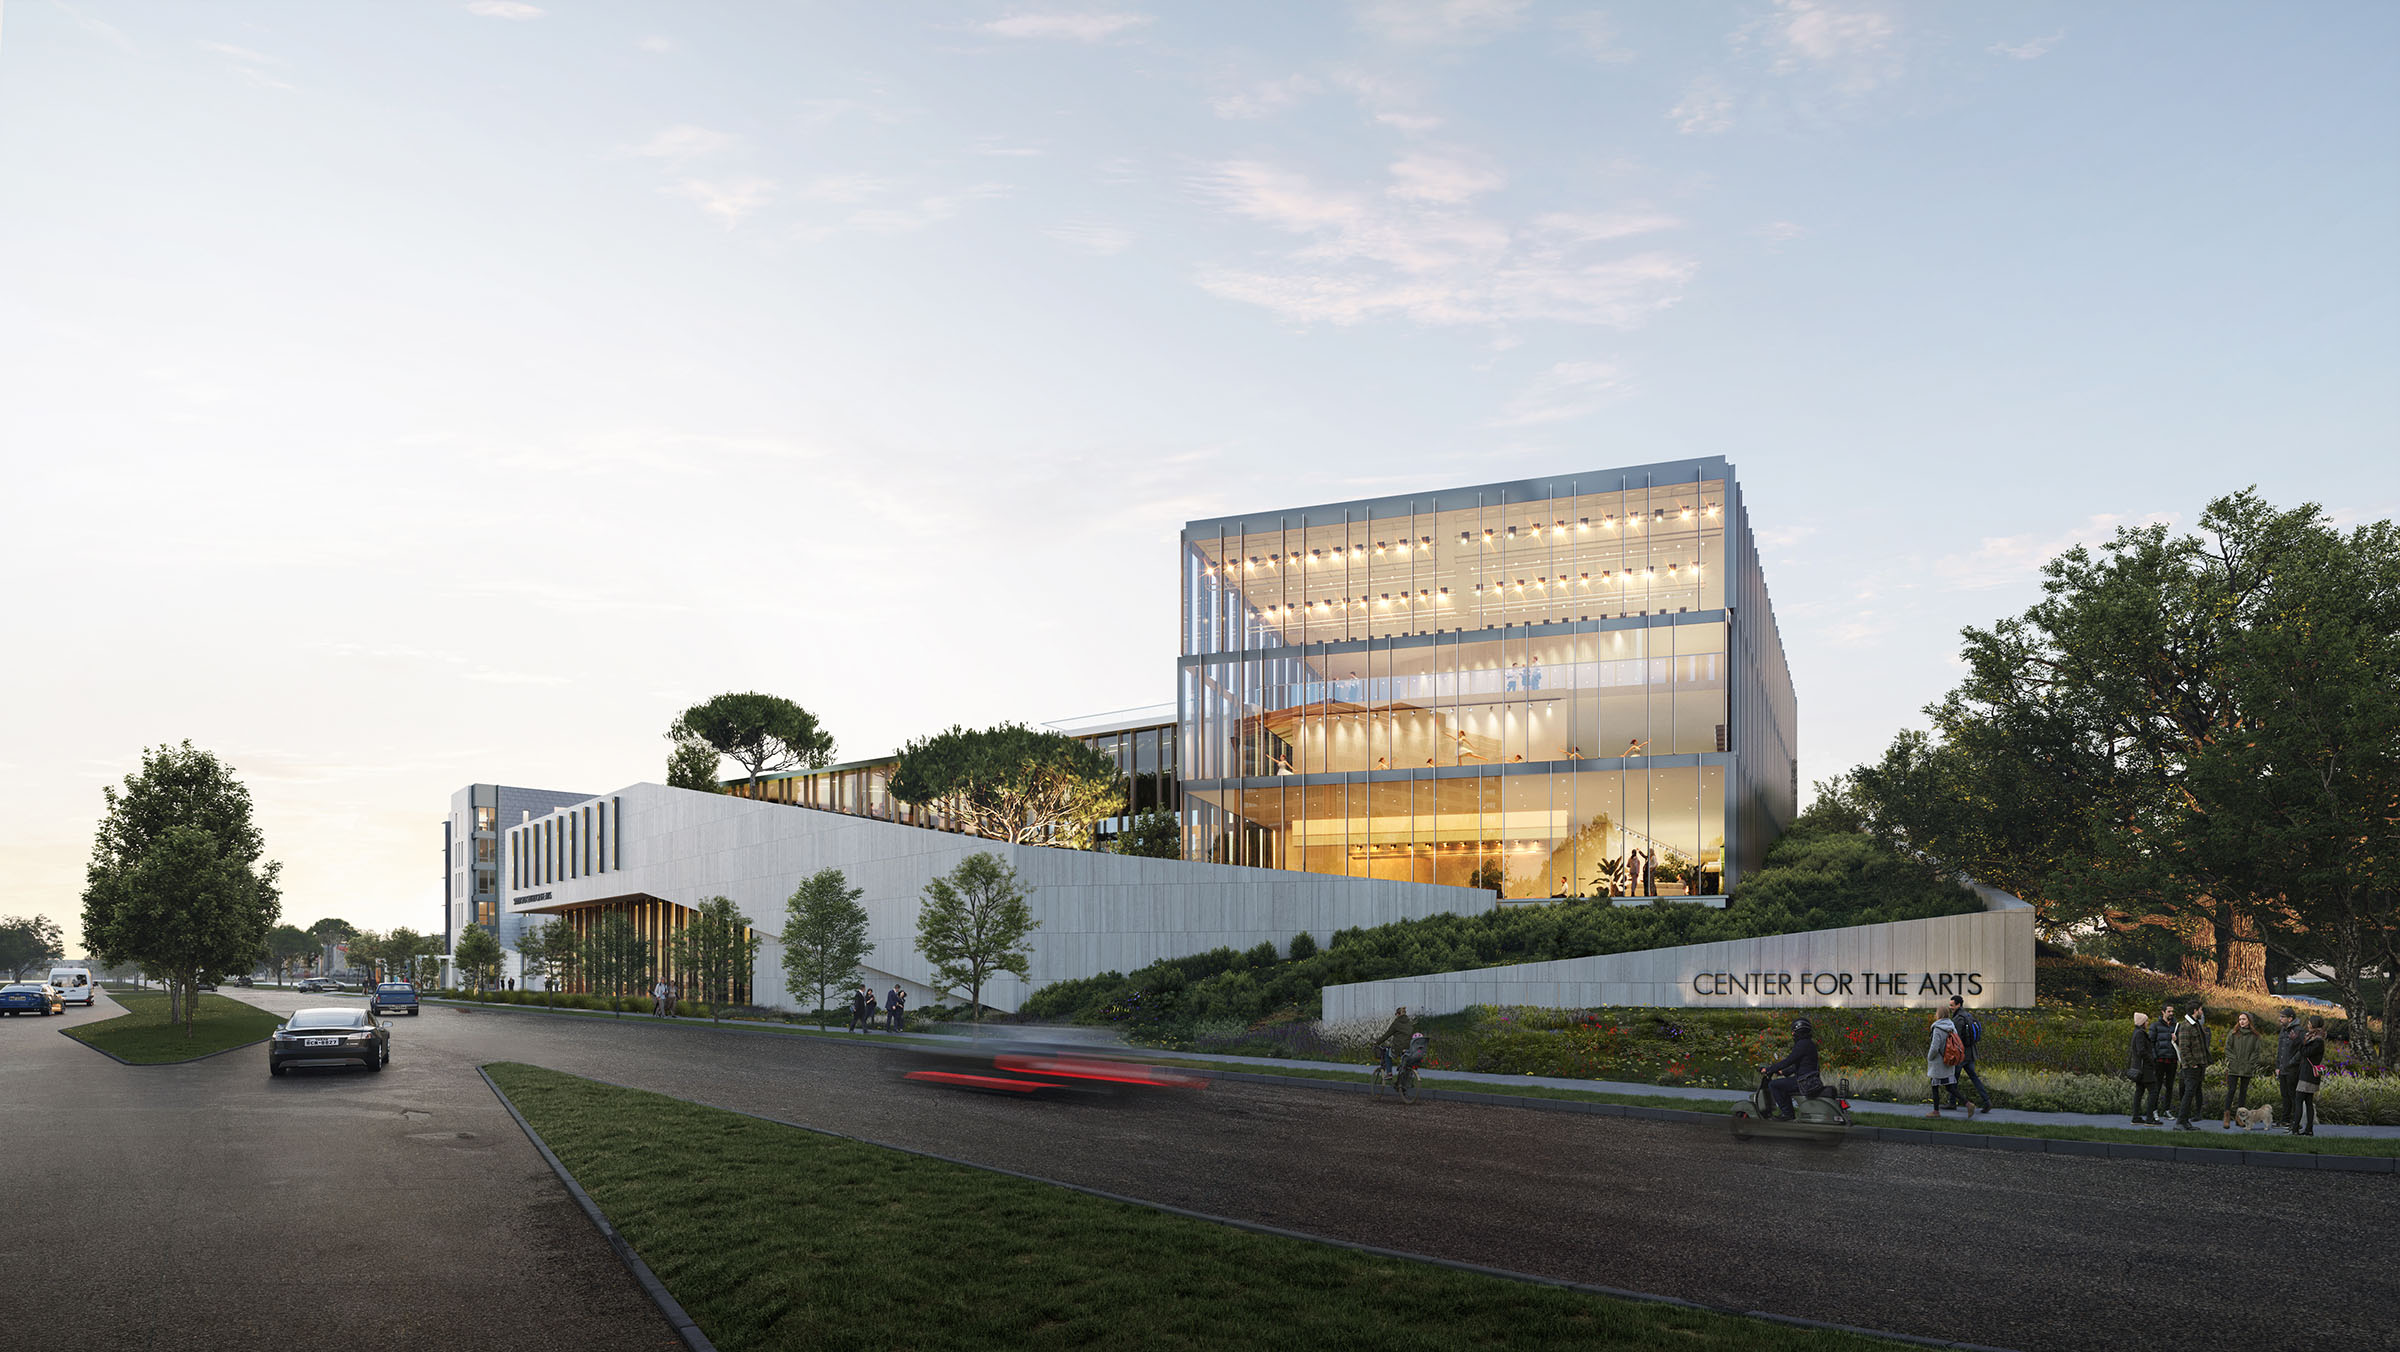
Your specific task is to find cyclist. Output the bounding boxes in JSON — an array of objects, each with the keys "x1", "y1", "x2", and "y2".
[
  {"x1": 1761, "y1": 1017, "x2": 1823, "y2": 1120},
  {"x1": 1372, "y1": 1005, "x2": 1413, "y2": 1078}
]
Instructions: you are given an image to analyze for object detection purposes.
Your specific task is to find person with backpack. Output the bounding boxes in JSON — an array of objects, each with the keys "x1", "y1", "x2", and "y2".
[
  {"x1": 1944, "y1": 994, "x2": 1992, "y2": 1113},
  {"x1": 1926, "y1": 1007, "x2": 1971, "y2": 1117}
]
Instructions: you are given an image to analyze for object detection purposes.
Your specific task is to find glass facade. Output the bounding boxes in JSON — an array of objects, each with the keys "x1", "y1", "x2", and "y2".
[{"x1": 1179, "y1": 459, "x2": 1794, "y2": 899}]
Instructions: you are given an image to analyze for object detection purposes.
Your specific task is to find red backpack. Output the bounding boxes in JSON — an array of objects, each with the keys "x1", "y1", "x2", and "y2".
[{"x1": 1941, "y1": 1027, "x2": 1967, "y2": 1066}]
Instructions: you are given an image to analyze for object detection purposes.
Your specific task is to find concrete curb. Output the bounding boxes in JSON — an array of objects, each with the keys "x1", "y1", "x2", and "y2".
[
  {"x1": 481, "y1": 1064, "x2": 2020, "y2": 1352},
  {"x1": 477, "y1": 1067, "x2": 716, "y2": 1352},
  {"x1": 57, "y1": 1027, "x2": 273, "y2": 1067},
  {"x1": 1191, "y1": 1069, "x2": 2400, "y2": 1172}
]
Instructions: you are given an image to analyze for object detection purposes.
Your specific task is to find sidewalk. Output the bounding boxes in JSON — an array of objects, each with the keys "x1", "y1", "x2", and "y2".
[{"x1": 420, "y1": 999, "x2": 2400, "y2": 1141}]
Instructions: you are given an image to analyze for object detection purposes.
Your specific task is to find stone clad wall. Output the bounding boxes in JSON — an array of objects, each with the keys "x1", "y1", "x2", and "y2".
[
  {"x1": 1320, "y1": 897, "x2": 2037, "y2": 1021},
  {"x1": 510, "y1": 783, "x2": 1496, "y2": 1014}
]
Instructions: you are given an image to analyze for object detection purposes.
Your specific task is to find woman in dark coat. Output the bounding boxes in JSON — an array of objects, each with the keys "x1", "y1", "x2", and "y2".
[
  {"x1": 2127, "y1": 1011, "x2": 2161, "y2": 1124},
  {"x1": 2292, "y1": 1017, "x2": 2328, "y2": 1136}
]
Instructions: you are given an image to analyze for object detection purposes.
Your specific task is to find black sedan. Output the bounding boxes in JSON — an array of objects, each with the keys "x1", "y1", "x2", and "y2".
[{"x1": 268, "y1": 1007, "x2": 390, "y2": 1076}]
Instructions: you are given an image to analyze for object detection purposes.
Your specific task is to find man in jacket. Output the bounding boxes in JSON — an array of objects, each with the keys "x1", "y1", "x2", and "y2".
[
  {"x1": 1762, "y1": 1018, "x2": 1823, "y2": 1120},
  {"x1": 2171, "y1": 1006, "x2": 2213, "y2": 1129},
  {"x1": 2127, "y1": 1012, "x2": 2161, "y2": 1124},
  {"x1": 1945, "y1": 994, "x2": 1992, "y2": 1112},
  {"x1": 2274, "y1": 1008, "x2": 2306, "y2": 1126},
  {"x1": 885, "y1": 983, "x2": 906, "y2": 1032},
  {"x1": 1373, "y1": 1006, "x2": 1413, "y2": 1078}
]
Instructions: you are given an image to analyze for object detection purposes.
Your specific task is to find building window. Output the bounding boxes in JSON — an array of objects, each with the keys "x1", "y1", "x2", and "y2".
[{"x1": 475, "y1": 806, "x2": 497, "y2": 832}]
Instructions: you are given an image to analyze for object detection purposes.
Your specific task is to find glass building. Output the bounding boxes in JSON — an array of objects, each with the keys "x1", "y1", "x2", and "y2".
[{"x1": 1176, "y1": 457, "x2": 1794, "y2": 900}]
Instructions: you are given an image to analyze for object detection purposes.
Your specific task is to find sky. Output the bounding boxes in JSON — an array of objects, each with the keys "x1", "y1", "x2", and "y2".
[{"x1": 3, "y1": 1, "x2": 2394, "y2": 954}]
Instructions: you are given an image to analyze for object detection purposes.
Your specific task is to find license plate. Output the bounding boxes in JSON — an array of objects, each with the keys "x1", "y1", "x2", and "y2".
[{"x1": 304, "y1": 1037, "x2": 338, "y2": 1047}]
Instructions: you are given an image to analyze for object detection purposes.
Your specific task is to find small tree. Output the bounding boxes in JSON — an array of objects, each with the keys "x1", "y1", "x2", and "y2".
[
  {"x1": 581, "y1": 912, "x2": 652, "y2": 1015},
  {"x1": 669, "y1": 896, "x2": 760, "y2": 1021},
  {"x1": 515, "y1": 921, "x2": 554, "y2": 1001},
  {"x1": 1113, "y1": 809, "x2": 1182, "y2": 859},
  {"x1": 537, "y1": 918, "x2": 581, "y2": 1003},
  {"x1": 667, "y1": 738, "x2": 724, "y2": 792},
  {"x1": 347, "y1": 929, "x2": 385, "y2": 985},
  {"x1": 890, "y1": 723, "x2": 1122, "y2": 847},
  {"x1": 265, "y1": 924, "x2": 315, "y2": 983},
  {"x1": 666, "y1": 692, "x2": 836, "y2": 796},
  {"x1": 398, "y1": 929, "x2": 445, "y2": 987},
  {"x1": 1468, "y1": 860, "x2": 1504, "y2": 897},
  {"x1": 1288, "y1": 931, "x2": 1318, "y2": 962},
  {"x1": 454, "y1": 926, "x2": 504, "y2": 993},
  {"x1": 0, "y1": 914, "x2": 64, "y2": 980},
  {"x1": 781, "y1": 868, "x2": 873, "y2": 1027},
  {"x1": 915, "y1": 852, "x2": 1039, "y2": 1022}
]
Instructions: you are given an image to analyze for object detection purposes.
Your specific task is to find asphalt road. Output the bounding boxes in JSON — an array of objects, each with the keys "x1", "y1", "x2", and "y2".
[
  {"x1": 14, "y1": 991, "x2": 2395, "y2": 1351},
  {"x1": 0, "y1": 989, "x2": 680, "y2": 1349}
]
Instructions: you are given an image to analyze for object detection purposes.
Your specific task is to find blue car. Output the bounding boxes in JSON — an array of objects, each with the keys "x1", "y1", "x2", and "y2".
[
  {"x1": 368, "y1": 982, "x2": 420, "y2": 1016},
  {"x1": 1, "y1": 982, "x2": 65, "y2": 1016}
]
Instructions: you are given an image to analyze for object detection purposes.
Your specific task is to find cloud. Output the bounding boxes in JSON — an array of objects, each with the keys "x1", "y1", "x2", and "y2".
[
  {"x1": 1191, "y1": 160, "x2": 1695, "y2": 327},
  {"x1": 663, "y1": 177, "x2": 775, "y2": 227},
  {"x1": 1212, "y1": 74, "x2": 1322, "y2": 120},
  {"x1": 1045, "y1": 221, "x2": 1135, "y2": 255},
  {"x1": 1387, "y1": 152, "x2": 1506, "y2": 204},
  {"x1": 971, "y1": 136, "x2": 1047, "y2": 158},
  {"x1": 1669, "y1": 76, "x2": 1734, "y2": 134},
  {"x1": 1491, "y1": 361, "x2": 1628, "y2": 426},
  {"x1": 1936, "y1": 511, "x2": 2177, "y2": 590},
  {"x1": 1989, "y1": 32, "x2": 2063, "y2": 60},
  {"x1": 1751, "y1": 0, "x2": 1901, "y2": 93},
  {"x1": 1534, "y1": 209, "x2": 1679, "y2": 242},
  {"x1": 980, "y1": 11, "x2": 1153, "y2": 42},
  {"x1": 1556, "y1": 11, "x2": 1633, "y2": 63},
  {"x1": 848, "y1": 184, "x2": 1012, "y2": 232},
  {"x1": 799, "y1": 173, "x2": 895, "y2": 203},
  {"x1": 638, "y1": 35, "x2": 678, "y2": 53},
  {"x1": 464, "y1": 1, "x2": 546, "y2": 19},
  {"x1": 1753, "y1": 523, "x2": 1817, "y2": 550},
  {"x1": 1329, "y1": 67, "x2": 1443, "y2": 133},
  {"x1": 199, "y1": 39, "x2": 295, "y2": 89},
  {"x1": 1354, "y1": 0, "x2": 1529, "y2": 45},
  {"x1": 1751, "y1": 220, "x2": 1805, "y2": 248},
  {"x1": 622, "y1": 124, "x2": 736, "y2": 162}
]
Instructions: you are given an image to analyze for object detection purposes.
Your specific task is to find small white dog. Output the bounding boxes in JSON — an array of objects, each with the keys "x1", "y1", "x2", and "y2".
[{"x1": 2233, "y1": 1104, "x2": 2277, "y2": 1130}]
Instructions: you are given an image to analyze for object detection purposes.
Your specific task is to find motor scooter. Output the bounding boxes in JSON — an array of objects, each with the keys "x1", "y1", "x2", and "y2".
[{"x1": 1729, "y1": 1070, "x2": 1853, "y2": 1145}]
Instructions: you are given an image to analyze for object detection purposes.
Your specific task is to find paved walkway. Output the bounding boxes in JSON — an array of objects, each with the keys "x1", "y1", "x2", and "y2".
[{"x1": 423, "y1": 998, "x2": 2400, "y2": 1141}]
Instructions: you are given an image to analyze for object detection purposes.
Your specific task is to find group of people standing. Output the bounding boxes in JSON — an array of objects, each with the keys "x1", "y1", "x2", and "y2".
[
  {"x1": 2126, "y1": 1004, "x2": 2329, "y2": 1135},
  {"x1": 847, "y1": 981, "x2": 907, "y2": 1032}
]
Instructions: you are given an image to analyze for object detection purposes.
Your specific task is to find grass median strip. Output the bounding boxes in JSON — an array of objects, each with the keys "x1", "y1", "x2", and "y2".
[
  {"x1": 484, "y1": 1062, "x2": 1908, "y2": 1352},
  {"x1": 65, "y1": 990, "x2": 284, "y2": 1064}
]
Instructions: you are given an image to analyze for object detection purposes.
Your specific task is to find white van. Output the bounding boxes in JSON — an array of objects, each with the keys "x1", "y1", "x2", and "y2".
[{"x1": 47, "y1": 966, "x2": 96, "y2": 1006}]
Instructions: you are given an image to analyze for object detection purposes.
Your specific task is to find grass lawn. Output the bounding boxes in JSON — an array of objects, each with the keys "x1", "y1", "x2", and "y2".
[
  {"x1": 65, "y1": 989, "x2": 285, "y2": 1063},
  {"x1": 1152, "y1": 1059, "x2": 2400, "y2": 1158},
  {"x1": 485, "y1": 1063, "x2": 1905, "y2": 1352}
]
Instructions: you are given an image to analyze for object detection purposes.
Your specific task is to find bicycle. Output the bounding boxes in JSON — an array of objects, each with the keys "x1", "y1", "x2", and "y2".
[{"x1": 1372, "y1": 1045, "x2": 1424, "y2": 1104}]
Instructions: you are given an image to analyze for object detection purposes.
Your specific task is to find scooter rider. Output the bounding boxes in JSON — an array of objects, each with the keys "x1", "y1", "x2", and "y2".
[{"x1": 1761, "y1": 1018, "x2": 1823, "y2": 1120}]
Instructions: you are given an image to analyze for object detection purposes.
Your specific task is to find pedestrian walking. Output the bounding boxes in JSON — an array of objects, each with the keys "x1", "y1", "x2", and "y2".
[
  {"x1": 2151, "y1": 1003, "x2": 2181, "y2": 1110},
  {"x1": 849, "y1": 982, "x2": 876, "y2": 1032},
  {"x1": 1944, "y1": 994, "x2": 1993, "y2": 1112},
  {"x1": 2274, "y1": 1008, "x2": 2306, "y2": 1128},
  {"x1": 651, "y1": 978, "x2": 671, "y2": 1018},
  {"x1": 885, "y1": 983, "x2": 906, "y2": 1032},
  {"x1": 2220, "y1": 1012, "x2": 2266, "y2": 1129},
  {"x1": 2126, "y1": 1011, "x2": 2162, "y2": 1124},
  {"x1": 2291, "y1": 1016, "x2": 2327, "y2": 1137},
  {"x1": 2171, "y1": 1005, "x2": 2213, "y2": 1130},
  {"x1": 1926, "y1": 1007, "x2": 1970, "y2": 1117}
]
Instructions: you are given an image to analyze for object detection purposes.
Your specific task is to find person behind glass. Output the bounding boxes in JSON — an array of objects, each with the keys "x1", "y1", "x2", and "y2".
[
  {"x1": 1944, "y1": 995, "x2": 1992, "y2": 1112},
  {"x1": 2220, "y1": 1011, "x2": 2266, "y2": 1129},
  {"x1": 1762, "y1": 1018, "x2": 1821, "y2": 1121},
  {"x1": 2170, "y1": 1004, "x2": 2213, "y2": 1130},
  {"x1": 2274, "y1": 1008, "x2": 2306, "y2": 1128},
  {"x1": 2291, "y1": 1015, "x2": 2327, "y2": 1136},
  {"x1": 2126, "y1": 1011, "x2": 2161, "y2": 1124}
]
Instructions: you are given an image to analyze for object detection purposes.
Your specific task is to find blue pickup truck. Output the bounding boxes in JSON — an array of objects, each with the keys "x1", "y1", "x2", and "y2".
[{"x1": 368, "y1": 982, "x2": 421, "y2": 1016}]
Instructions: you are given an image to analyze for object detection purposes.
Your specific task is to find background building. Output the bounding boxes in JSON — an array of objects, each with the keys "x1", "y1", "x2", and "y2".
[
  {"x1": 1176, "y1": 457, "x2": 1795, "y2": 901},
  {"x1": 442, "y1": 783, "x2": 595, "y2": 963}
]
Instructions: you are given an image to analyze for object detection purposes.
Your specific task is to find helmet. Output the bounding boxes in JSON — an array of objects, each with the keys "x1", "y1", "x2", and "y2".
[{"x1": 1791, "y1": 1018, "x2": 1814, "y2": 1037}]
